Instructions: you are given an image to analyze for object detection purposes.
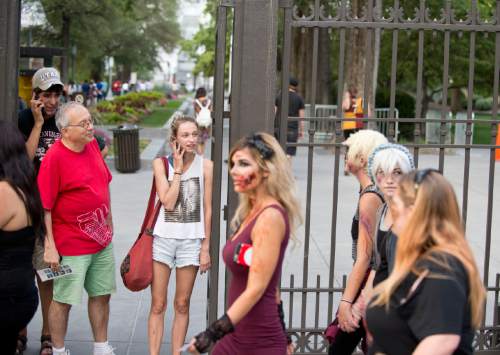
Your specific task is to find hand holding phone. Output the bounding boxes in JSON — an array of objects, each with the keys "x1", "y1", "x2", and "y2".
[
  {"x1": 31, "y1": 92, "x2": 45, "y2": 126},
  {"x1": 171, "y1": 139, "x2": 184, "y2": 173}
]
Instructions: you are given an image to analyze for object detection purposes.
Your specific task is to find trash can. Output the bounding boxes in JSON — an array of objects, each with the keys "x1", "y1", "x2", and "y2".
[{"x1": 112, "y1": 124, "x2": 141, "y2": 173}]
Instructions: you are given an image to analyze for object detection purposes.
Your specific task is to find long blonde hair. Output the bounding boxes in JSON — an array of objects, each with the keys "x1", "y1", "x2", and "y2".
[
  {"x1": 229, "y1": 132, "x2": 302, "y2": 240},
  {"x1": 371, "y1": 171, "x2": 485, "y2": 328}
]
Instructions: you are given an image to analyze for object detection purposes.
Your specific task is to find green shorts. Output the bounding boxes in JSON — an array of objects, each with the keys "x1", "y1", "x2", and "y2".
[{"x1": 53, "y1": 243, "x2": 116, "y2": 305}]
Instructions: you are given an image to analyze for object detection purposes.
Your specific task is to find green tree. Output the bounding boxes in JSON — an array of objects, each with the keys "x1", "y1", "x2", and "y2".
[
  {"x1": 181, "y1": 0, "x2": 229, "y2": 79},
  {"x1": 21, "y1": 0, "x2": 180, "y2": 81}
]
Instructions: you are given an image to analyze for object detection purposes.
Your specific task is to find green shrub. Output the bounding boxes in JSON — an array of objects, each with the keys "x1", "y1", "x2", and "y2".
[
  {"x1": 96, "y1": 100, "x2": 116, "y2": 113},
  {"x1": 93, "y1": 91, "x2": 169, "y2": 125},
  {"x1": 100, "y1": 112, "x2": 127, "y2": 124},
  {"x1": 376, "y1": 90, "x2": 416, "y2": 140},
  {"x1": 475, "y1": 97, "x2": 493, "y2": 111}
]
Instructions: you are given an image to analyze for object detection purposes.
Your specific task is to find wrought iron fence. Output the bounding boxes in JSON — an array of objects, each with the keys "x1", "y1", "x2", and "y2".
[{"x1": 209, "y1": 0, "x2": 500, "y2": 353}]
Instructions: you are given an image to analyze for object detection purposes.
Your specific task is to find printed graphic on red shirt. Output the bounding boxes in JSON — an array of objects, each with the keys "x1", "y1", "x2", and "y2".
[{"x1": 77, "y1": 204, "x2": 112, "y2": 247}]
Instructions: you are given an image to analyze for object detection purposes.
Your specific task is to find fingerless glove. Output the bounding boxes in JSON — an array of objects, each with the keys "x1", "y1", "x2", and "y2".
[{"x1": 194, "y1": 313, "x2": 235, "y2": 353}]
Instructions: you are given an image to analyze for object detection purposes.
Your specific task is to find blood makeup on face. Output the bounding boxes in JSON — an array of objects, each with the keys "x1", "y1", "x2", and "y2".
[{"x1": 234, "y1": 173, "x2": 256, "y2": 188}]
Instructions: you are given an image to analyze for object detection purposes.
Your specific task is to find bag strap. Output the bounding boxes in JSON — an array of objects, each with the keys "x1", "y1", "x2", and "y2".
[{"x1": 140, "y1": 157, "x2": 169, "y2": 234}]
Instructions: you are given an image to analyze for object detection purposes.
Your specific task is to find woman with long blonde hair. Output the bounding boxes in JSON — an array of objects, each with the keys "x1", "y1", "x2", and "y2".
[
  {"x1": 366, "y1": 170, "x2": 485, "y2": 355},
  {"x1": 188, "y1": 132, "x2": 301, "y2": 354},
  {"x1": 148, "y1": 115, "x2": 213, "y2": 355}
]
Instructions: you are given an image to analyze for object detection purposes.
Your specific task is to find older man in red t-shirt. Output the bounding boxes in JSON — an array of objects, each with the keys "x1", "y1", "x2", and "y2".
[{"x1": 38, "y1": 102, "x2": 116, "y2": 355}]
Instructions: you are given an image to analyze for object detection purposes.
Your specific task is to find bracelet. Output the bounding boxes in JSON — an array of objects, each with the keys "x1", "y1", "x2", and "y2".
[
  {"x1": 174, "y1": 171, "x2": 182, "y2": 175},
  {"x1": 341, "y1": 299, "x2": 353, "y2": 304}
]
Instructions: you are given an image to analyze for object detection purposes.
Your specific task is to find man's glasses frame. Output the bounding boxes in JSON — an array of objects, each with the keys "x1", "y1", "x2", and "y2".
[{"x1": 65, "y1": 118, "x2": 94, "y2": 129}]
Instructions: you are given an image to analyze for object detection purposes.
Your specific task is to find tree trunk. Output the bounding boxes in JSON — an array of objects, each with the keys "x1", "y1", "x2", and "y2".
[
  {"x1": 317, "y1": 28, "x2": 332, "y2": 104},
  {"x1": 344, "y1": 0, "x2": 377, "y2": 128},
  {"x1": 60, "y1": 14, "x2": 70, "y2": 83}
]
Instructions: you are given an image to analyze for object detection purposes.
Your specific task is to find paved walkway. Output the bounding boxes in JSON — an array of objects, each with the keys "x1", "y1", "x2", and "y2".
[{"x1": 23, "y1": 114, "x2": 500, "y2": 354}]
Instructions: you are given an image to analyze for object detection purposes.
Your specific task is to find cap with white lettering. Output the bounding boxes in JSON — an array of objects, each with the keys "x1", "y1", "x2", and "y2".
[{"x1": 32, "y1": 67, "x2": 64, "y2": 91}]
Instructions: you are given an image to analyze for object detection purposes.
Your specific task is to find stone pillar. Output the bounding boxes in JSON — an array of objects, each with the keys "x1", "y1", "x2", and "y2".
[
  {"x1": 0, "y1": 0, "x2": 21, "y2": 123},
  {"x1": 226, "y1": 0, "x2": 279, "y2": 235}
]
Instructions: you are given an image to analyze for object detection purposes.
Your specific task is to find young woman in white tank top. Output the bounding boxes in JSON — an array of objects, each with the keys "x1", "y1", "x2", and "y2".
[{"x1": 148, "y1": 115, "x2": 213, "y2": 355}]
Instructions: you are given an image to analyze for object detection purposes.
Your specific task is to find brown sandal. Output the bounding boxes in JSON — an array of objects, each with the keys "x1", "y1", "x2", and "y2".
[
  {"x1": 40, "y1": 335, "x2": 53, "y2": 355},
  {"x1": 15, "y1": 335, "x2": 27, "y2": 355}
]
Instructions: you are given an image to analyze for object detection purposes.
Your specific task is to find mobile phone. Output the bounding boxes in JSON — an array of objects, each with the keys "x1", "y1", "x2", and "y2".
[
  {"x1": 34, "y1": 92, "x2": 46, "y2": 115},
  {"x1": 234, "y1": 243, "x2": 253, "y2": 267},
  {"x1": 179, "y1": 344, "x2": 190, "y2": 353}
]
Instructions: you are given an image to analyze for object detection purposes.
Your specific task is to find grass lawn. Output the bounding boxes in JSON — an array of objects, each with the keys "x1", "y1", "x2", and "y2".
[
  {"x1": 473, "y1": 113, "x2": 499, "y2": 145},
  {"x1": 140, "y1": 99, "x2": 183, "y2": 127}
]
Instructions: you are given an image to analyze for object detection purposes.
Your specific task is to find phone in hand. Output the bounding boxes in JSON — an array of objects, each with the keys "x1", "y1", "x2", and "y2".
[
  {"x1": 234, "y1": 242, "x2": 253, "y2": 267},
  {"x1": 34, "y1": 92, "x2": 46, "y2": 116}
]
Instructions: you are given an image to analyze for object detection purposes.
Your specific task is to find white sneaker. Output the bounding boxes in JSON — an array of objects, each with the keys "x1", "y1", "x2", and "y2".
[
  {"x1": 94, "y1": 344, "x2": 116, "y2": 355},
  {"x1": 52, "y1": 349, "x2": 70, "y2": 355}
]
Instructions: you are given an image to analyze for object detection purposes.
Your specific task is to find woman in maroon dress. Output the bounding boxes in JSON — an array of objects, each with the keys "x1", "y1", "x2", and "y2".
[{"x1": 188, "y1": 132, "x2": 301, "y2": 354}]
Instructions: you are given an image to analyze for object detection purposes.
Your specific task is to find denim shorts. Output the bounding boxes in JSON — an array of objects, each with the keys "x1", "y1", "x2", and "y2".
[{"x1": 152, "y1": 237, "x2": 202, "y2": 269}]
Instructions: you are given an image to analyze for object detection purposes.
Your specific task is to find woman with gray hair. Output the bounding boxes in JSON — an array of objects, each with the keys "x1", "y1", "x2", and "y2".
[
  {"x1": 350, "y1": 144, "x2": 415, "y2": 327},
  {"x1": 367, "y1": 143, "x2": 415, "y2": 285}
]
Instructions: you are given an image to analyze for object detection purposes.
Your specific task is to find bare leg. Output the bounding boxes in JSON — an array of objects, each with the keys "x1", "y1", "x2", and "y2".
[
  {"x1": 48, "y1": 301, "x2": 71, "y2": 348},
  {"x1": 88, "y1": 294, "x2": 111, "y2": 342},
  {"x1": 37, "y1": 275, "x2": 54, "y2": 336},
  {"x1": 148, "y1": 261, "x2": 171, "y2": 355},
  {"x1": 171, "y1": 266, "x2": 198, "y2": 355}
]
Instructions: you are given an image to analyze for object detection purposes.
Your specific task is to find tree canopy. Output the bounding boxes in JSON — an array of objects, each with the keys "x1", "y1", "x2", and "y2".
[
  {"x1": 21, "y1": 0, "x2": 180, "y2": 81},
  {"x1": 184, "y1": 0, "x2": 498, "y2": 116}
]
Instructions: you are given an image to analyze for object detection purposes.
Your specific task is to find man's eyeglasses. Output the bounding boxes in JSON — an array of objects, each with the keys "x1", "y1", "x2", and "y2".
[
  {"x1": 66, "y1": 119, "x2": 94, "y2": 129},
  {"x1": 413, "y1": 168, "x2": 441, "y2": 191}
]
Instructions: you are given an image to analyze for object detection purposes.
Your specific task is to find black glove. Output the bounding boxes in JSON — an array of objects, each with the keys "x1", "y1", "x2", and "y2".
[
  {"x1": 194, "y1": 313, "x2": 235, "y2": 353},
  {"x1": 278, "y1": 301, "x2": 292, "y2": 345}
]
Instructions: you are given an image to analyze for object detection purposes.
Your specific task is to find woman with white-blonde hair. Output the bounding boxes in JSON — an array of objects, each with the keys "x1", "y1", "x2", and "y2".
[
  {"x1": 366, "y1": 170, "x2": 485, "y2": 354},
  {"x1": 326, "y1": 129, "x2": 387, "y2": 354},
  {"x1": 367, "y1": 143, "x2": 415, "y2": 284},
  {"x1": 349, "y1": 144, "x2": 416, "y2": 326},
  {"x1": 187, "y1": 132, "x2": 301, "y2": 354}
]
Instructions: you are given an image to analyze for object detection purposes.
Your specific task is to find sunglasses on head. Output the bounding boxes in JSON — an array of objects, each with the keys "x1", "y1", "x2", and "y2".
[
  {"x1": 247, "y1": 134, "x2": 274, "y2": 160},
  {"x1": 413, "y1": 168, "x2": 441, "y2": 191}
]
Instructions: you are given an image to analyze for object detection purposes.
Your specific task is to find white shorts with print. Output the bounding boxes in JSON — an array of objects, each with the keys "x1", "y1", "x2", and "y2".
[{"x1": 152, "y1": 236, "x2": 202, "y2": 269}]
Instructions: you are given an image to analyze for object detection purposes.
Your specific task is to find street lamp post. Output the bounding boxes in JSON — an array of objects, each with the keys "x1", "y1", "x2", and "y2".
[
  {"x1": 71, "y1": 45, "x2": 77, "y2": 81},
  {"x1": 106, "y1": 56, "x2": 114, "y2": 100}
]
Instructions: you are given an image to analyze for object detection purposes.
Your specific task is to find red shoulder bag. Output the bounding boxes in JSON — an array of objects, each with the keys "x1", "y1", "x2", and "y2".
[{"x1": 120, "y1": 157, "x2": 168, "y2": 291}]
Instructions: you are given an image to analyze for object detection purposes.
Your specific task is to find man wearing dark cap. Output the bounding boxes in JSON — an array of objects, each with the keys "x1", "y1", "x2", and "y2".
[{"x1": 275, "y1": 77, "x2": 305, "y2": 158}]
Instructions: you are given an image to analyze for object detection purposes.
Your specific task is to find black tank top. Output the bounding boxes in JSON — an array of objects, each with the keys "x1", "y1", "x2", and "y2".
[
  {"x1": 351, "y1": 184, "x2": 384, "y2": 263},
  {"x1": 0, "y1": 226, "x2": 37, "y2": 297}
]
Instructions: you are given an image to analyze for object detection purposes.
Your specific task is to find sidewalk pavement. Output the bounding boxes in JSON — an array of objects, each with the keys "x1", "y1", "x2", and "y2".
[{"x1": 24, "y1": 119, "x2": 500, "y2": 354}]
